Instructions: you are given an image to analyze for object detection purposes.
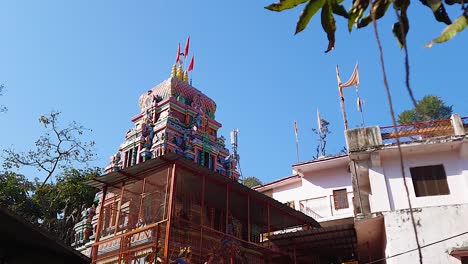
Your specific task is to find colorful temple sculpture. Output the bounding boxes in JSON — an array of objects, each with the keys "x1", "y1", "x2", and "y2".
[
  {"x1": 104, "y1": 63, "x2": 239, "y2": 180},
  {"x1": 72, "y1": 48, "x2": 319, "y2": 264}
]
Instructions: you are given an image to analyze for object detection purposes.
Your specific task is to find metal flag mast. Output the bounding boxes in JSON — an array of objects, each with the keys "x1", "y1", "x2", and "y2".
[
  {"x1": 317, "y1": 109, "x2": 324, "y2": 155},
  {"x1": 294, "y1": 121, "x2": 300, "y2": 163},
  {"x1": 355, "y1": 86, "x2": 365, "y2": 127},
  {"x1": 230, "y1": 129, "x2": 243, "y2": 180},
  {"x1": 336, "y1": 65, "x2": 349, "y2": 130},
  {"x1": 336, "y1": 63, "x2": 361, "y2": 130}
]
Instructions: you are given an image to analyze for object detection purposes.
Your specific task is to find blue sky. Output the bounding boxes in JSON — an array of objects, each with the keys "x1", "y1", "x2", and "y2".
[{"x1": 0, "y1": 1, "x2": 466, "y2": 184}]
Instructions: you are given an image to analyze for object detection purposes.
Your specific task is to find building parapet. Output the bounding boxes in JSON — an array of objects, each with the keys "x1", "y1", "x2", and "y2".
[{"x1": 346, "y1": 114, "x2": 467, "y2": 152}]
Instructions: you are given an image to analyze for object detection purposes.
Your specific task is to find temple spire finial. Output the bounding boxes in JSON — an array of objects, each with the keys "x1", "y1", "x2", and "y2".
[
  {"x1": 183, "y1": 71, "x2": 189, "y2": 83},
  {"x1": 176, "y1": 64, "x2": 183, "y2": 79},
  {"x1": 171, "y1": 64, "x2": 177, "y2": 77}
]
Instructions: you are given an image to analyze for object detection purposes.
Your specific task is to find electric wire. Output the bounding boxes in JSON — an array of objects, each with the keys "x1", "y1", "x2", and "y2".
[
  {"x1": 364, "y1": 231, "x2": 468, "y2": 264},
  {"x1": 370, "y1": 3, "x2": 423, "y2": 264}
]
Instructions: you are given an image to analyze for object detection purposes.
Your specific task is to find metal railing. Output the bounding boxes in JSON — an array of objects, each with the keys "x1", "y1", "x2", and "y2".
[
  {"x1": 299, "y1": 192, "x2": 354, "y2": 220},
  {"x1": 381, "y1": 118, "x2": 454, "y2": 145},
  {"x1": 462, "y1": 117, "x2": 468, "y2": 131}
]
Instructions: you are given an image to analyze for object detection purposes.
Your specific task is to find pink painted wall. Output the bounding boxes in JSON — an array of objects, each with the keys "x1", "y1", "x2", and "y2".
[
  {"x1": 369, "y1": 144, "x2": 468, "y2": 212},
  {"x1": 268, "y1": 163, "x2": 354, "y2": 222}
]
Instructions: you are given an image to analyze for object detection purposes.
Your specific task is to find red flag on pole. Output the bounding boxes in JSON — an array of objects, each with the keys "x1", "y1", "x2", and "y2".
[
  {"x1": 187, "y1": 55, "x2": 194, "y2": 71},
  {"x1": 176, "y1": 43, "x2": 181, "y2": 64},
  {"x1": 184, "y1": 36, "x2": 190, "y2": 58}
]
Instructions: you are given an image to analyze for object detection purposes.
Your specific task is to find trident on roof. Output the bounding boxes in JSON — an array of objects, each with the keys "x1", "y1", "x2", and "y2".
[{"x1": 336, "y1": 63, "x2": 363, "y2": 130}]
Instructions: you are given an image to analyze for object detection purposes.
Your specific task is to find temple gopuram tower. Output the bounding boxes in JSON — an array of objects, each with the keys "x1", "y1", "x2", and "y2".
[
  {"x1": 72, "y1": 43, "x2": 318, "y2": 264},
  {"x1": 106, "y1": 63, "x2": 239, "y2": 180}
]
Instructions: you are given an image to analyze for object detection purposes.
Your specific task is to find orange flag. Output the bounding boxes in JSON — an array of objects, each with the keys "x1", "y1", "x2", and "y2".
[
  {"x1": 176, "y1": 43, "x2": 181, "y2": 64},
  {"x1": 184, "y1": 36, "x2": 190, "y2": 58},
  {"x1": 340, "y1": 64, "x2": 359, "y2": 88},
  {"x1": 187, "y1": 55, "x2": 194, "y2": 72}
]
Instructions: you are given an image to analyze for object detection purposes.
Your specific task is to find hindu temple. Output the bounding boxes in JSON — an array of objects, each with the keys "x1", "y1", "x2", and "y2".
[{"x1": 72, "y1": 44, "x2": 319, "y2": 264}]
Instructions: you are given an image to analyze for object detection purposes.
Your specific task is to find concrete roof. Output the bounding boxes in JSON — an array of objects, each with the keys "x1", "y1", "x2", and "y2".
[
  {"x1": 293, "y1": 155, "x2": 349, "y2": 176},
  {"x1": 0, "y1": 207, "x2": 90, "y2": 264}
]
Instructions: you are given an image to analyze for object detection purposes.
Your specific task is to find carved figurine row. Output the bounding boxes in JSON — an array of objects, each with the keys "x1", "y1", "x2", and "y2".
[{"x1": 106, "y1": 110, "x2": 236, "y2": 176}]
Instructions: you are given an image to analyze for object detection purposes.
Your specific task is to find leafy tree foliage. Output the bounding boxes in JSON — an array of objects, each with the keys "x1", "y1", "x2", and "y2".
[
  {"x1": 242, "y1": 176, "x2": 263, "y2": 188},
  {"x1": 312, "y1": 118, "x2": 330, "y2": 159},
  {"x1": 398, "y1": 95, "x2": 452, "y2": 124},
  {"x1": 0, "y1": 172, "x2": 40, "y2": 221},
  {"x1": 1, "y1": 111, "x2": 99, "y2": 245},
  {"x1": 3, "y1": 111, "x2": 95, "y2": 186},
  {"x1": 0, "y1": 84, "x2": 6, "y2": 113},
  {"x1": 33, "y1": 167, "x2": 100, "y2": 245},
  {"x1": 0, "y1": 168, "x2": 100, "y2": 245},
  {"x1": 265, "y1": 0, "x2": 468, "y2": 51}
]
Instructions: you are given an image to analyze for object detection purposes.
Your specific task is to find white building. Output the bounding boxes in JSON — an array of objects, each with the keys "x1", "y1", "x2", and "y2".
[
  {"x1": 256, "y1": 114, "x2": 468, "y2": 264},
  {"x1": 254, "y1": 155, "x2": 354, "y2": 226},
  {"x1": 348, "y1": 114, "x2": 468, "y2": 264}
]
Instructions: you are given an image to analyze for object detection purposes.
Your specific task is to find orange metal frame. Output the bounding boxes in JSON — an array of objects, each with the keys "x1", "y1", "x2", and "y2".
[{"x1": 90, "y1": 160, "x2": 313, "y2": 264}]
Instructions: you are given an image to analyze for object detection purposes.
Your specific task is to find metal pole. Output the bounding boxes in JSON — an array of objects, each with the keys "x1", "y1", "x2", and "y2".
[
  {"x1": 137, "y1": 178, "x2": 147, "y2": 225},
  {"x1": 356, "y1": 86, "x2": 365, "y2": 127},
  {"x1": 340, "y1": 89, "x2": 349, "y2": 130},
  {"x1": 92, "y1": 185, "x2": 108, "y2": 263},
  {"x1": 247, "y1": 195, "x2": 251, "y2": 242},
  {"x1": 163, "y1": 163, "x2": 177, "y2": 264},
  {"x1": 336, "y1": 65, "x2": 349, "y2": 130},
  {"x1": 114, "y1": 185, "x2": 125, "y2": 236},
  {"x1": 225, "y1": 184, "x2": 229, "y2": 234},
  {"x1": 199, "y1": 174, "x2": 206, "y2": 260},
  {"x1": 295, "y1": 140, "x2": 300, "y2": 163},
  {"x1": 267, "y1": 204, "x2": 270, "y2": 235}
]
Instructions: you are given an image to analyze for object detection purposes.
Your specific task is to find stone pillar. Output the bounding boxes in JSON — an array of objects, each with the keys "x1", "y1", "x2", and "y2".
[
  {"x1": 345, "y1": 126, "x2": 383, "y2": 152},
  {"x1": 350, "y1": 160, "x2": 372, "y2": 217},
  {"x1": 451, "y1": 114, "x2": 465, "y2": 136},
  {"x1": 368, "y1": 152, "x2": 392, "y2": 212}
]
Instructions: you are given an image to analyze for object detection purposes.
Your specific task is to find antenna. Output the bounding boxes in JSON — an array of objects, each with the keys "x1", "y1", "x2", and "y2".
[
  {"x1": 230, "y1": 129, "x2": 239, "y2": 159},
  {"x1": 230, "y1": 129, "x2": 242, "y2": 179}
]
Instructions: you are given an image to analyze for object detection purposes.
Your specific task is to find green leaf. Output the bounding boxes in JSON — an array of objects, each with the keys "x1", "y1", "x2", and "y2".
[
  {"x1": 295, "y1": 0, "x2": 327, "y2": 34},
  {"x1": 392, "y1": 0, "x2": 410, "y2": 47},
  {"x1": 321, "y1": 1, "x2": 336, "y2": 52},
  {"x1": 357, "y1": 0, "x2": 391, "y2": 28},
  {"x1": 265, "y1": 0, "x2": 309, "y2": 11},
  {"x1": 332, "y1": 0, "x2": 349, "y2": 18},
  {"x1": 348, "y1": 0, "x2": 370, "y2": 32},
  {"x1": 420, "y1": 0, "x2": 451, "y2": 24},
  {"x1": 425, "y1": 11, "x2": 468, "y2": 47}
]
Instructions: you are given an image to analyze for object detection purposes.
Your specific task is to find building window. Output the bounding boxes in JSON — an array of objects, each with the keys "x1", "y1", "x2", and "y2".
[
  {"x1": 410, "y1": 165, "x2": 450, "y2": 197},
  {"x1": 333, "y1": 189, "x2": 349, "y2": 210}
]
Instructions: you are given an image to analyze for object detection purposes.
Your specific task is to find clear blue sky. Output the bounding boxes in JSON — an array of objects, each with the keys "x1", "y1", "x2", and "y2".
[{"x1": 0, "y1": 1, "x2": 466, "y2": 184}]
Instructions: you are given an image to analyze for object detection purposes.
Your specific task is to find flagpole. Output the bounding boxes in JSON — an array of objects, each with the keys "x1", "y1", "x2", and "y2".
[
  {"x1": 317, "y1": 109, "x2": 324, "y2": 156},
  {"x1": 294, "y1": 121, "x2": 300, "y2": 163},
  {"x1": 336, "y1": 65, "x2": 349, "y2": 130},
  {"x1": 356, "y1": 87, "x2": 365, "y2": 127},
  {"x1": 339, "y1": 88, "x2": 349, "y2": 130},
  {"x1": 295, "y1": 138, "x2": 300, "y2": 163}
]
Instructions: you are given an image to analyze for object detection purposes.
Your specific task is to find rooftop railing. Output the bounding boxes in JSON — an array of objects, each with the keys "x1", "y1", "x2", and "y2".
[
  {"x1": 346, "y1": 114, "x2": 467, "y2": 152},
  {"x1": 381, "y1": 117, "x2": 460, "y2": 145},
  {"x1": 462, "y1": 116, "x2": 468, "y2": 130}
]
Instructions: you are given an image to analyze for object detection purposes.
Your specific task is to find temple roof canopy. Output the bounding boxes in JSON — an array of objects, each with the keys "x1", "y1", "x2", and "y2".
[{"x1": 138, "y1": 77, "x2": 217, "y2": 115}]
